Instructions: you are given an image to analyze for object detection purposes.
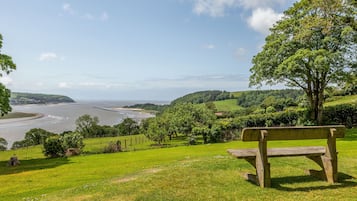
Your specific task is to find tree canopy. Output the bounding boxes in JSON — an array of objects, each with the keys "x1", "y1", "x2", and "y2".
[
  {"x1": 0, "y1": 34, "x2": 16, "y2": 116},
  {"x1": 250, "y1": 0, "x2": 356, "y2": 124}
]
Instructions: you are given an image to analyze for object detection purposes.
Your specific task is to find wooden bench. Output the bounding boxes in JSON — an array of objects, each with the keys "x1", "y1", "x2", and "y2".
[{"x1": 227, "y1": 125, "x2": 345, "y2": 188}]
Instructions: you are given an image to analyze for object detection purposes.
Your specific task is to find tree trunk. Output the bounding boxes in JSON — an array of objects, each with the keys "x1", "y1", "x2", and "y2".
[{"x1": 317, "y1": 90, "x2": 324, "y2": 125}]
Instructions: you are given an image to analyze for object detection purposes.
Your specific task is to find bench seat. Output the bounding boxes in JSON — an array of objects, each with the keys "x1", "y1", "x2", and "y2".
[{"x1": 227, "y1": 146, "x2": 326, "y2": 158}]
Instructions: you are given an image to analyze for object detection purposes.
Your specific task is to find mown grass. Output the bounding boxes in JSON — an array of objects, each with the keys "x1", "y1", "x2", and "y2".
[
  {"x1": 324, "y1": 95, "x2": 357, "y2": 106},
  {"x1": 213, "y1": 99, "x2": 243, "y2": 112},
  {"x1": 0, "y1": 129, "x2": 357, "y2": 201}
]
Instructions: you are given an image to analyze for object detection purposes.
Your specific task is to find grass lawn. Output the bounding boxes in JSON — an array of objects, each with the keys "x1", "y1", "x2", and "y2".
[
  {"x1": 324, "y1": 95, "x2": 357, "y2": 106},
  {"x1": 0, "y1": 129, "x2": 357, "y2": 201},
  {"x1": 213, "y1": 99, "x2": 243, "y2": 112}
]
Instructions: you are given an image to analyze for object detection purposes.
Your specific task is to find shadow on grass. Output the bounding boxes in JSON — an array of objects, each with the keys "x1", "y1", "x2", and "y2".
[
  {"x1": 0, "y1": 157, "x2": 71, "y2": 175},
  {"x1": 273, "y1": 172, "x2": 356, "y2": 191}
]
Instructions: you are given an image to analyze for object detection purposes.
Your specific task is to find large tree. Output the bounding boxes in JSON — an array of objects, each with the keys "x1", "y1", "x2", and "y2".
[
  {"x1": 250, "y1": 0, "x2": 356, "y2": 124},
  {"x1": 75, "y1": 114, "x2": 99, "y2": 137},
  {"x1": 0, "y1": 34, "x2": 16, "y2": 116}
]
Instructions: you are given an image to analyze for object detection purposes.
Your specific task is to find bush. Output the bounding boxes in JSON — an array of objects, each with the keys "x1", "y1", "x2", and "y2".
[
  {"x1": 323, "y1": 103, "x2": 357, "y2": 127},
  {"x1": 43, "y1": 136, "x2": 64, "y2": 158},
  {"x1": 60, "y1": 132, "x2": 85, "y2": 151},
  {"x1": 233, "y1": 110, "x2": 300, "y2": 128},
  {"x1": 11, "y1": 140, "x2": 28, "y2": 150},
  {"x1": 43, "y1": 133, "x2": 85, "y2": 158},
  {"x1": 103, "y1": 140, "x2": 122, "y2": 153},
  {"x1": 0, "y1": 137, "x2": 7, "y2": 151}
]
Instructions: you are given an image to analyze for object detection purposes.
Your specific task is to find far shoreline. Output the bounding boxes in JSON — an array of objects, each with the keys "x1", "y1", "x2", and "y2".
[{"x1": 0, "y1": 112, "x2": 45, "y2": 124}]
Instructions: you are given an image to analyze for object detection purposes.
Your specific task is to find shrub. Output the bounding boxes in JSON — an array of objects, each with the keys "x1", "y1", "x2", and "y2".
[
  {"x1": 60, "y1": 132, "x2": 85, "y2": 151},
  {"x1": 43, "y1": 136, "x2": 64, "y2": 158},
  {"x1": 0, "y1": 137, "x2": 7, "y2": 151},
  {"x1": 233, "y1": 110, "x2": 300, "y2": 128},
  {"x1": 323, "y1": 103, "x2": 357, "y2": 127},
  {"x1": 103, "y1": 140, "x2": 122, "y2": 153},
  {"x1": 43, "y1": 133, "x2": 85, "y2": 158},
  {"x1": 11, "y1": 140, "x2": 28, "y2": 150}
]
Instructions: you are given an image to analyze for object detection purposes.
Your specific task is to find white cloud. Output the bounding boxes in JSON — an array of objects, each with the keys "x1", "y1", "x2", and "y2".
[
  {"x1": 100, "y1": 12, "x2": 109, "y2": 21},
  {"x1": 39, "y1": 52, "x2": 58, "y2": 61},
  {"x1": 0, "y1": 76, "x2": 13, "y2": 86},
  {"x1": 193, "y1": 0, "x2": 239, "y2": 17},
  {"x1": 191, "y1": 0, "x2": 287, "y2": 35},
  {"x1": 203, "y1": 44, "x2": 215, "y2": 49},
  {"x1": 247, "y1": 8, "x2": 283, "y2": 35},
  {"x1": 62, "y1": 3, "x2": 74, "y2": 14}
]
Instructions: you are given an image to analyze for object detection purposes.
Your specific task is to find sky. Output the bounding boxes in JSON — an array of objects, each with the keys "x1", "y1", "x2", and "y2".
[{"x1": 0, "y1": 0, "x2": 296, "y2": 101}]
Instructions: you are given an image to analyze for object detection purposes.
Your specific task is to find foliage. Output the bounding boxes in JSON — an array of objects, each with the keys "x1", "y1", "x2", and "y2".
[
  {"x1": 171, "y1": 90, "x2": 232, "y2": 105},
  {"x1": 10, "y1": 92, "x2": 75, "y2": 105},
  {"x1": 323, "y1": 103, "x2": 357, "y2": 127},
  {"x1": 0, "y1": 137, "x2": 7, "y2": 151},
  {"x1": 192, "y1": 126, "x2": 210, "y2": 144},
  {"x1": 43, "y1": 136, "x2": 65, "y2": 158},
  {"x1": 75, "y1": 114, "x2": 100, "y2": 137},
  {"x1": 236, "y1": 89, "x2": 303, "y2": 109},
  {"x1": 144, "y1": 117, "x2": 167, "y2": 145},
  {"x1": 103, "y1": 140, "x2": 122, "y2": 153},
  {"x1": 250, "y1": 0, "x2": 357, "y2": 124},
  {"x1": 11, "y1": 140, "x2": 28, "y2": 150},
  {"x1": 0, "y1": 34, "x2": 16, "y2": 116},
  {"x1": 43, "y1": 132, "x2": 85, "y2": 158},
  {"x1": 124, "y1": 103, "x2": 168, "y2": 112},
  {"x1": 60, "y1": 132, "x2": 85, "y2": 151},
  {"x1": 24, "y1": 128, "x2": 55, "y2": 145},
  {"x1": 233, "y1": 110, "x2": 301, "y2": 128},
  {"x1": 115, "y1": 117, "x2": 140, "y2": 135}
]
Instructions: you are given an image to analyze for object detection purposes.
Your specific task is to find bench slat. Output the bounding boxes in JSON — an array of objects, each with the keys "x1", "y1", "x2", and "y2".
[
  {"x1": 242, "y1": 125, "x2": 345, "y2": 141},
  {"x1": 228, "y1": 146, "x2": 326, "y2": 158}
]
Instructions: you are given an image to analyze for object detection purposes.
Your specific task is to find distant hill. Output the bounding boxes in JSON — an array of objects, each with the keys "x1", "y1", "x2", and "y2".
[
  {"x1": 171, "y1": 90, "x2": 233, "y2": 105},
  {"x1": 10, "y1": 92, "x2": 75, "y2": 105},
  {"x1": 123, "y1": 103, "x2": 168, "y2": 113}
]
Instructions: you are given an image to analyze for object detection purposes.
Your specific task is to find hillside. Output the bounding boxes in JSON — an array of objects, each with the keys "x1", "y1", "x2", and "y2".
[
  {"x1": 171, "y1": 90, "x2": 232, "y2": 105},
  {"x1": 10, "y1": 92, "x2": 75, "y2": 105}
]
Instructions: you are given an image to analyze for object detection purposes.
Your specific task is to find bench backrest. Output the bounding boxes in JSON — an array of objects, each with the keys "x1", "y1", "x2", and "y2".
[{"x1": 241, "y1": 125, "x2": 345, "y2": 141}]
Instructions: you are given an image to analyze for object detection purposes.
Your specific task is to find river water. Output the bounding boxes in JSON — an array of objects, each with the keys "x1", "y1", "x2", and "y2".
[{"x1": 0, "y1": 101, "x2": 161, "y2": 148}]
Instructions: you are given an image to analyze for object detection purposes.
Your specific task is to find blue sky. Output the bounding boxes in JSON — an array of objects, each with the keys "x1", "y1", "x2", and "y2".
[{"x1": 0, "y1": 0, "x2": 296, "y2": 101}]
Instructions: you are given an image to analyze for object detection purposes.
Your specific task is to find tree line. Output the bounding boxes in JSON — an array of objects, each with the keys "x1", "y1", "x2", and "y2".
[{"x1": 8, "y1": 115, "x2": 141, "y2": 157}]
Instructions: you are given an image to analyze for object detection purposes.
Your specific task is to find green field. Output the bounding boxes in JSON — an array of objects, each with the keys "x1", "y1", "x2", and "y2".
[
  {"x1": 325, "y1": 95, "x2": 357, "y2": 106},
  {"x1": 1, "y1": 129, "x2": 357, "y2": 201},
  {"x1": 213, "y1": 99, "x2": 243, "y2": 112}
]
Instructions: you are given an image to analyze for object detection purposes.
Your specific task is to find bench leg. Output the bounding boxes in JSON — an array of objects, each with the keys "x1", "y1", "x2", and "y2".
[
  {"x1": 256, "y1": 130, "x2": 271, "y2": 188},
  {"x1": 322, "y1": 155, "x2": 338, "y2": 183},
  {"x1": 242, "y1": 156, "x2": 271, "y2": 188},
  {"x1": 306, "y1": 155, "x2": 337, "y2": 183},
  {"x1": 306, "y1": 128, "x2": 339, "y2": 184},
  {"x1": 256, "y1": 156, "x2": 271, "y2": 188}
]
